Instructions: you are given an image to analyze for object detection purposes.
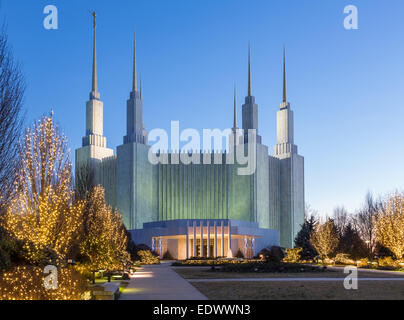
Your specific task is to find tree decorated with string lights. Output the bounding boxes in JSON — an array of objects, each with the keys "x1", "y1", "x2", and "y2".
[
  {"x1": 310, "y1": 219, "x2": 339, "y2": 260},
  {"x1": 78, "y1": 186, "x2": 130, "y2": 274},
  {"x1": 1, "y1": 114, "x2": 84, "y2": 265},
  {"x1": 0, "y1": 265, "x2": 88, "y2": 300},
  {"x1": 375, "y1": 193, "x2": 404, "y2": 260}
]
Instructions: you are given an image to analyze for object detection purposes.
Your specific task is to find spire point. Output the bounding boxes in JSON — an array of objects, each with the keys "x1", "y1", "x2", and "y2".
[
  {"x1": 283, "y1": 46, "x2": 287, "y2": 103},
  {"x1": 90, "y1": 11, "x2": 99, "y2": 99},
  {"x1": 248, "y1": 43, "x2": 252, "y2": 97},
  {"x1": 233, "y1": 83, "x2": 237, "y2": 129},
  {"x1": 132, "y1": 31, "x2": 137, "y2": 92}
]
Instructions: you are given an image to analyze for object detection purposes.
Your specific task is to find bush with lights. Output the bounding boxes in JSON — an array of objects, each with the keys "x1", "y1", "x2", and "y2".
[
  {"x1": 283, "y1": 248, "x2": 303, "y2": 263},
  {"x1": 0, "y1": 265, "x2": 88, "y2": 300},
  {"x1": 137, "y1": 250, "x2": 160, "y2": 265}
]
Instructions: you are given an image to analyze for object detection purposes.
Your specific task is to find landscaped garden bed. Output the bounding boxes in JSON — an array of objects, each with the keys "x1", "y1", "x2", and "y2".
[{"x1": 173, "y1": 259, "x2": 331, "y2": 274}]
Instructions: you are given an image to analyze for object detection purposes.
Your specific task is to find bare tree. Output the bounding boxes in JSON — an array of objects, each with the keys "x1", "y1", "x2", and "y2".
[
  {"x1": 353, "y1": 192, "x2": 384, "y2": 256},
  {"x1": 333, "y1": 206, "x2": 349, "y2": 234},
  {"x1": 305, "y1": 204, "x2": 319, "y2": 221},
  {"x1": 0, "y1": 27, "x2": 25, "y2": 205}
]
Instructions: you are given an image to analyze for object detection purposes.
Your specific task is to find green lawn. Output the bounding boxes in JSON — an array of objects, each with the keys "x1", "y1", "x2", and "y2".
[
  {"x1": 190, "y1": 280, "x2": 404, "y2": 300},
  {"x1": 173, "y1": 267, "x2": 403, "y2": 279},
  {"x1": 173, "y1": 267, "x2": 404, "y2": 300}
]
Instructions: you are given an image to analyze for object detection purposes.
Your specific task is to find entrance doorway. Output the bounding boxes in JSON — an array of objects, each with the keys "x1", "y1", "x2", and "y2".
[{"x1": 192, "y1": 239, "x2": 215, "y2": 257}]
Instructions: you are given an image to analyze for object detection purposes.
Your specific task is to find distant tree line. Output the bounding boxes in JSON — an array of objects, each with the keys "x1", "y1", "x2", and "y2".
[{"x1": 295, "y1": 192, "x2": 404, "y2": 265}]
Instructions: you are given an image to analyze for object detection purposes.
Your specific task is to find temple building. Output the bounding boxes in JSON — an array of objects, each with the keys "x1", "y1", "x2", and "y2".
[{"x1": 75, "y1": 17, "x2": 305, "y2": 259}]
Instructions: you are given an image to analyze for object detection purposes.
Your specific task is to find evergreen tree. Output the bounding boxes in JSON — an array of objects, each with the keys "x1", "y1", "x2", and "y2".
[
  {"x1": 294, "y1": 215, "x2": 318, "y2": 260},
  {"x1": 338, "y1": 223, "x2": 368, "y2": 260}
]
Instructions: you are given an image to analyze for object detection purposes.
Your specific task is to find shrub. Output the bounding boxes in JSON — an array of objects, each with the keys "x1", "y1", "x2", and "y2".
[
  {"x1": 187, "y1": 256, "x2": 216, "y2": 261},
  {"x1": 137, "y1": 250, "x2": 159, "y2": 265},
  {"x1": 357, "y1": 258, "x2": 369, "y2": 268},
  {"x1": 283, "y1": 248, "x2": 302, "y2": 263},
  {"x1": 129, "y1": 243, "x2": 156, "y2": 261},
  {"x1": 1, "y1": 237, "x2": 60, "y2": 267},
  {"x1": 162, "y1": 250, "x2": 174, "y2": 260},
  {"x1": 172, "y1": 259, "x2": 261, "y2": 267},
  {"x1": 334, "y1": 253, "x2": 355, "y2": 265},
  {"x1": 258, "y1": 246, "x2": 285, "y2": 263},
  {"x1": 219, "y1": 261, "x2": 329, "y2": 274},
  {"x1": 0, "y1": 265, "x2": 88, "y2": 300},
  {"x1": 235, "y1": 249, "x2": 244, "y2": 259},
  {"x1": 378, "y1": 256, "x2": 398, "y2": 268},
  {"x1": 323, "y1": 258, "x2": 335, "y2": 265}
]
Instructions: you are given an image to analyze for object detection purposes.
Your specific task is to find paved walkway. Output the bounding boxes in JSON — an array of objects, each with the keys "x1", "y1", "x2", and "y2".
[
  {"x1": 119, "y1": 263, "x2": 404, "y2": 299},
  {"x1": 119, "y1": 262, "x2": 208, "y2": 300},
  {"x1": 188, "y1": 277, "x2": 404, "y2": 282}
]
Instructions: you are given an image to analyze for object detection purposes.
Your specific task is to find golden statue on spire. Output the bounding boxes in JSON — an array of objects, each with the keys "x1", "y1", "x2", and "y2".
[{"x1": 91, "y1": 11, "x2": 96, "y2": 29}]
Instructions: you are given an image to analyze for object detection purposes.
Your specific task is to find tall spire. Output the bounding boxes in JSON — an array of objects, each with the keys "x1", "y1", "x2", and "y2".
[
  {"x1": 242, "y1": 43, "x2": 261, "y2": 144},
  {"x1": 233, "y1": 84, "x2": 237, "y2": 129},
  {"x1": 90, "y1": 11, "x2": 99, "y2": 99},
  {"x1": 132, "y1": 31, "x2": 137, "y2": 92},
  {"x1": 248, "y1": 44, "x2": 252, "y2": 97},
  {"x1": 125, "y1": 32, "x2": 146, "y2": 145},
  {"x1": 283, "y1": 47, "x2": 287, "y2": 103},
  {"x1": 140, "y1": 72, "x2": 142, "y2": 100}
]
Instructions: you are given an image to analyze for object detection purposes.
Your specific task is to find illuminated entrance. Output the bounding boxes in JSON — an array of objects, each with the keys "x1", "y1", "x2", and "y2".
[
  {"x1": 134, "y1": 219, "x2": 279, "y2": 260},
  {"x1": 191, "y1": 239, "x2": 215, "y2": 258}
]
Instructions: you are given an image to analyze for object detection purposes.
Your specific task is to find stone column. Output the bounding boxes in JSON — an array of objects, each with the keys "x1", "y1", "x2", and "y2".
[
  {"x1": 200, "y1": 220, "x2": 204, "y2": 258},
  {"x1": 221, "y1": 221, "x2": 225, "y2": 257},
  {"x1": 193, "y1": 221, "x2": 196, "y2": 257},
  {"x1": 207, "y1": 221, "x2": 211, "y2": 258},
  {"x1": 159, "y1": 237, "x2": 163, "y2": 259},
  {"x1": 186, "y1": 221, "x2": 189, "y2": 259},
  {"x1": 214, "y1": 221, "x2": 217, "y2": 258},
  {"x1": 244, "y1": 236, "x2": 248, "y2": 258},
  {"x1": 228, "y1": 221, "x2": 232, "y2": 257}
]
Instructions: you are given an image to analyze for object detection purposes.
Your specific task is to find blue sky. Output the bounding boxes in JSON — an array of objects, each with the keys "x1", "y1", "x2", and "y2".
[{"x1": 1, "y1": 0, "x2": 404, "y2": 216}]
